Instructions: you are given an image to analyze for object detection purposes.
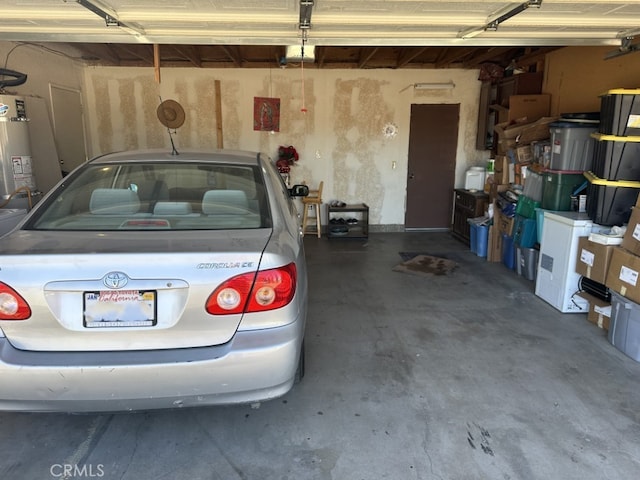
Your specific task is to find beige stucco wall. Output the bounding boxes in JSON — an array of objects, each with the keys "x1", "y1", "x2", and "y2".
[{"x1": 81, "y1": 66, "x2": 486, "y2": 225}]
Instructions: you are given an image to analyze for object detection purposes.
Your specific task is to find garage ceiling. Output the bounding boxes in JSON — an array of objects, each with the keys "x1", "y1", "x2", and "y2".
[{"x1": 1, "y1": 0, "x2": 639, "y2": 69}]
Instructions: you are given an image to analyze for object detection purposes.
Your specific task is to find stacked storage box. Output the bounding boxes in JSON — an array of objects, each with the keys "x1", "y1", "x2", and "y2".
[
  {"x1": 603, "y1": 199, "x2": 640, "y2": 361},
  {"x1": 575, "y1": 236, "x2": 616, "y2": 331},
  {"x1": 541, "y1": 117, "x2": 596, "y2": 213},
  {"x1": 587, "y1": 89, "x2": 640, "y2": 226}
]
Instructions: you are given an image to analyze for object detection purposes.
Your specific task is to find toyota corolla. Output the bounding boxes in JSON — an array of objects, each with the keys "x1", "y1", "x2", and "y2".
[{"x1": 0, "y1": 149, "x2": 309, "y2": 412}]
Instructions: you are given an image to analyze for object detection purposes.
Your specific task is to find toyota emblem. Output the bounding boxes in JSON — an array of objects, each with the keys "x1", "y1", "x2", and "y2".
[{"x1": 103, "y1": 272, "x2": 129, "y2": 289}]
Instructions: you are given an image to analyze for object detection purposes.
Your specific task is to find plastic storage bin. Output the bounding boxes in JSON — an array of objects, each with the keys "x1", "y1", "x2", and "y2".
[
  {"x1": 535, "y1": 207, "x2": 548, "y2": 244},
  {"x1": 516, "y1": 194, "x2": 541, "y2": 219},
  {"x1": 584, "y1": 171, "x2": 640, "y2": 226},
  {"x1": 513, "y1": 215, "x2": 537, "y2": 248},
  {"x1": 522, "y1": 170, "x2": 544, "y2": 203},
  {"x1": 549, "y1": 122, "x2": 598, "y2": 171},
  {"x1": 599, "y1": 89, "x2": 640, "y2": 137},
  {"x1": 609, "y1": 291, "x2": 640, "y2": 362},
  {"x1": 516, "y1": 246, "x2": 539, "y2": 281},
  {"x1": 501, "y1": 233, "x2": 516, "y2": 270},
  {"x1": 591, "y1": 133, "x2": 640, "y2": 181},
  {"x1": 541, "y1": 171, "x2": 586, "y2": 211},
  {"x1": 469, "y1": 222, "x2": 478, "y2": 254},
  {"x1": 476, "y1": 225, "x2": 489, "y2": 258}
]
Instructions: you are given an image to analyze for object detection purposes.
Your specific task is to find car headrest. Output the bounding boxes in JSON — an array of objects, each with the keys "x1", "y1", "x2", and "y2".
[
  {"x1": 202, "y1": 190, "x2": 249, "y2": 215},
  {"x1": 153, "y1": 201, "x2": 193, "y2": 215},
  {"x1": 89, "y1": 188, "x2": 140, "y2": 214}
]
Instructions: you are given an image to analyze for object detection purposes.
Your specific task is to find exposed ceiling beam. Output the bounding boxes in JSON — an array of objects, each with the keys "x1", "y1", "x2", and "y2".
[
  {"x1": 396, "y1": 47, "x2": 429, "y2": 69},
  {"x1": 463, "y1": 47, "x2": 512, "y2": 67},
  {"x1": 220, "y1": 45, "x2": 243, "y2": 67},
  {"x1": 358, "y1": 47, "x2": 379, "y2": 69},
  {"x1": 119, "y1": 44, "x2": 153, "y2": 64},
  {"x1": 73, "y1": 43, "x2": 121, "y2": 65},
  {"x1": 435, "y1": 48, "x2": 475, "y2": 68},
  {"x1": 315, "y1": 46, "x2": 327, "y2": 68},
  {"x1": 514, "y1": 46, "x2": 558, "y2": 68},
  {"x1": 172, "y1": 45, "x2": 202, "y2": 68}
]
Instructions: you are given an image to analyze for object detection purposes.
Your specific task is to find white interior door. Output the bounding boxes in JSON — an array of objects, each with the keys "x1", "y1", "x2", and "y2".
[{"x1": 49, "y1": 84, "x2": 87, "y2": 174}]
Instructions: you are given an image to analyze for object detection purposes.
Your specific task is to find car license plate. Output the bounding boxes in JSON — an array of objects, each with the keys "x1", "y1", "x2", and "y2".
[{"x1": 83, "y1": 290, "x2": 157, "y2": 328}]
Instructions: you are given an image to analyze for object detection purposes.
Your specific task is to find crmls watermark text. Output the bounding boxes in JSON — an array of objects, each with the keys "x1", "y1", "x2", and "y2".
[{"x1": 50, "y1": 464, "x2": 105, "y2": 478}]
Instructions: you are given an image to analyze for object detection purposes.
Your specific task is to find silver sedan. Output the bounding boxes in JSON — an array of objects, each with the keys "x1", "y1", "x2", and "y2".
[{"x1": 0, "y1": 149, "x2": 309, "y2": 412}]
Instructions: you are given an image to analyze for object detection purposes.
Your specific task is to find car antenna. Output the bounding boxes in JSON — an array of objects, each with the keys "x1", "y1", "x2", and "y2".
[
  {"x1": 168, "y1": 129, "x2": 179, "y2": 156},
  {"x1": 156, "y1": 97, "x2": 185, "y2": 156}
]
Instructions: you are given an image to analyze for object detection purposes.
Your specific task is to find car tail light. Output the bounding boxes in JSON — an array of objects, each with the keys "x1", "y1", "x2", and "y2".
[
  {"x1": 206, "y1": 263, "x2": 297, "y2": 315},
  {"x1": 0, "y1": 282, "x2": 31, "y2": 320}
]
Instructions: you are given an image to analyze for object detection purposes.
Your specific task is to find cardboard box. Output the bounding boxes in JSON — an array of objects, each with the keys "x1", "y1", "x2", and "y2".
[
  {"x1": 496, "y1": 138, "x2": 518, "y2": 156},
  {"x1": 605, "y1": 247, "x2": 640, "y2": 305},
  {"x1": 487, "y1": 224, "x2": 502, "y2": 262},
  {"x1": 513, "y1": 145, "x2": 533, "y2": 164},
  {"x1": 513, "y1": 162, "x2": 530, "y2": 186},
  {"x1": 575, "y1": 237, "x2": 616, "y2": 284},
  {"x1": 490, "y1": 94, "x2": 551, "y2": 125},
  {"x1": 489, "y1": 184, "x2": 509, "y2": 203},
  {"x1": 495, "y1": 208, "x2": 514, "y2": 236},
  {"x1": 576, "y1": 292, "x2": 611, "y2": 331},
  {"x1": 493, "y1": 155, "x2": 510, "y2": 185},
  {"x1": 495, "y1": 116, "x2": 558, "y2": 145},
  {"x1": 621, "y1": 206, "x2": 640, "y2": 257}
]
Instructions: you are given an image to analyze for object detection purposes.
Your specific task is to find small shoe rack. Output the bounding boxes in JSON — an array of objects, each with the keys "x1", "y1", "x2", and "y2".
[{"x1": 327, "y1": 203, "x2": 369, "y2": 239}]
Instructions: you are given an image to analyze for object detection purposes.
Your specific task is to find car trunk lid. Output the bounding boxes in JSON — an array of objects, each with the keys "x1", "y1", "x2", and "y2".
[{"x1": 0, "y1": 229, "x2": 271, "y2": 352}]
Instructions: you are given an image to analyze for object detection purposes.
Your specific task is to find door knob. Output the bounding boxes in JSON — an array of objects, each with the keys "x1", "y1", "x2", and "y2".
[{"x1": 409, "y1": 173, "x2": 415, "y2": 179}]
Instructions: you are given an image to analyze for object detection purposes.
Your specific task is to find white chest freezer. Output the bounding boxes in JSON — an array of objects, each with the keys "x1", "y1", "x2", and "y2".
[{"x1": 535, "y1": 211, "x2": 594, "y2": 313}]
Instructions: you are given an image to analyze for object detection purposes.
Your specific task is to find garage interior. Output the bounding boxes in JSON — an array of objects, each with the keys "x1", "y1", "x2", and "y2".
[{"x1": 1, "y1": 1, "x2": 640, "y2": 479}]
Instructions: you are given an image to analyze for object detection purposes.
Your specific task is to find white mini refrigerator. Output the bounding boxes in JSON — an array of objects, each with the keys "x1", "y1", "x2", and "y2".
[{"x1": 535, "y1": 211, "x2": 594, "y2": 313}]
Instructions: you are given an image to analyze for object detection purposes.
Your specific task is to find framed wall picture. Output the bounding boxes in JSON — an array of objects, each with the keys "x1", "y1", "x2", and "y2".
[{"x1": 253, "y1": 97, "x2": 280, "y2": 132}]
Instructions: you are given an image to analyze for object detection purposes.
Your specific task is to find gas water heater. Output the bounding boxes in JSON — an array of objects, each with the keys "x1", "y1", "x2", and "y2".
[{"x1": 0, "y1": 94, "x2": 36, "y2": 206}]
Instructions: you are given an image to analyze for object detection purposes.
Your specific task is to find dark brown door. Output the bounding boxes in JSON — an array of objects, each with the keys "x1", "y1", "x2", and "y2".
[{"x1": 405, "y1": 104, "x2": 460, "y2": 229}]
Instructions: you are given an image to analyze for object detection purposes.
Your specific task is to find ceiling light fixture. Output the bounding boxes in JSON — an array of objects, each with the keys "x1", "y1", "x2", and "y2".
[
  {"x1": 458, "y1": 0, "x2": 543, "y2": 39},
  {"x1": 414, "y1": 82, "x2": 456, "y2": 90}
]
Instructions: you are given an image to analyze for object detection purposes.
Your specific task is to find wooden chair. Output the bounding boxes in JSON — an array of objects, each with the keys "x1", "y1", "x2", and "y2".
[{"x1": 301, "y1": 181, "x2": 323, "y2": 238}]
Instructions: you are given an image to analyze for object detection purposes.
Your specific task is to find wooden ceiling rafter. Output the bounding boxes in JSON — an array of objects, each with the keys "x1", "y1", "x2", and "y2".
[
  {"x1": 119, "y1": 44, "x2": 154, "y2": 65},
  {"x1": 358, "y1": 47, "x2": 379, "y2": 69},
  {"x1": 396, "y1": 47, "x2": 429, "y2": 68},
  {"x1": 463, "y1": 47, "x2": 513, "y2": 68},
  {"x1": 434, "y1": 48, "x2": 475, "y2": 68},
  {"x1": 515, "y1": 46, "x2": 558, "y2": 68},
  {"x1": 220, "y1": 45, "x2": 243, "y2": 67},
  {"x1": 47, "y1": 43, "x2": 564, "y2": 70},
  {"x1": 75, "y1": 43, "x2": 121, "y2": 65},
  {"x1": 171, "y1": 45, "x2": 202, "y2": 68}
]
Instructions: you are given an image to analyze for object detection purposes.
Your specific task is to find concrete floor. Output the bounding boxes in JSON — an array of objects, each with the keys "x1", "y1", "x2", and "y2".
[{"x1": 1, "y1": 232, "x2": 639, "y2": 480}]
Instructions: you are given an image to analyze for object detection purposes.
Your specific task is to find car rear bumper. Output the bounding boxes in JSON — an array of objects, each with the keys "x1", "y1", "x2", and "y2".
[{"x1": 0, "y1": 319, "x2": 304, "y2": 412}]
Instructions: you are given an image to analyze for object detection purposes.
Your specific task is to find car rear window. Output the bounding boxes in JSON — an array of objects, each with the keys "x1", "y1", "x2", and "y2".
[{"x1": 26, "y1": 161, "x2": 271, "y2": 231}]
